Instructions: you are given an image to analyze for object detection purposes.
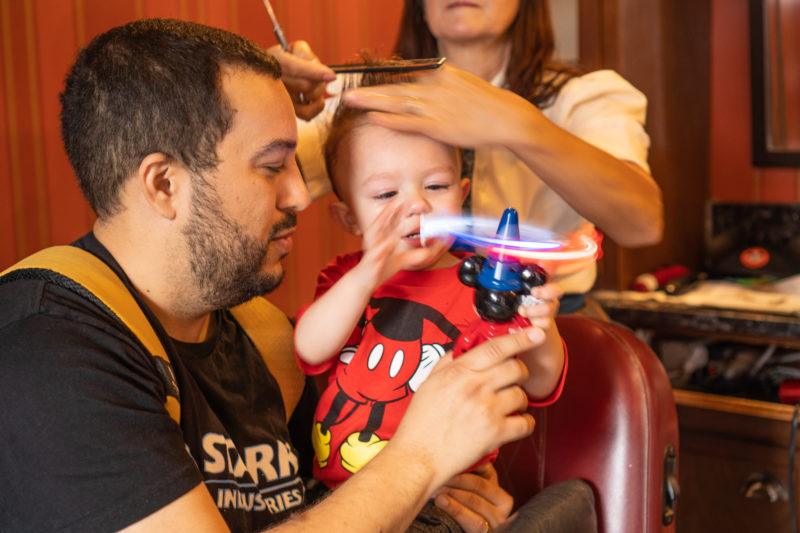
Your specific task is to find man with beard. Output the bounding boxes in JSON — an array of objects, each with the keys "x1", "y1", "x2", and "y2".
[{"x1": 0, "y1": 19, "x2": 541, "y2": 533}]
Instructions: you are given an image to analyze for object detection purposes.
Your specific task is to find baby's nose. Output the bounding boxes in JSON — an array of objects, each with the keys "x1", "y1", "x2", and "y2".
[{"x1": 406, "y1": 194, "x2": 431, "y2": 215}]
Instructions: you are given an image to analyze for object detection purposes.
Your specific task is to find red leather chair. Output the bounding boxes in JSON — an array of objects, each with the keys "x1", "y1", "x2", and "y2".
[{"x1": 497, "y1": 315, "x2": 680, "y2": 533}]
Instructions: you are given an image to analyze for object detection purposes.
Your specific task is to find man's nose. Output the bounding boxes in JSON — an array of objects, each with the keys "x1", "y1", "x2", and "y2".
[{"x1": 278, "y1": 157, "x2": 311, "y2": 212}]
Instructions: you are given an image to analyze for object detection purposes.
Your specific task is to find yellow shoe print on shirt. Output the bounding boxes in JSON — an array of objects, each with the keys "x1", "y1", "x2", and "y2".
[
  {"x1": 340, "y1": 432, "x2": 388, "y2": 474},
  {"x1": 312, "y1": 422, "x2": 332, "y2": 469}
]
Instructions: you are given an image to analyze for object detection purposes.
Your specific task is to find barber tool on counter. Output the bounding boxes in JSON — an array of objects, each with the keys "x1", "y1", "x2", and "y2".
[{"x1": 631, "y1": 265, "x2": 707, "y2": 295}]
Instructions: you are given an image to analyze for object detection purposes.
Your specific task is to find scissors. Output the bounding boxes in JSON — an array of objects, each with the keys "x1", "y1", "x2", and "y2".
[{"x1": 261, "y1": 0, "x2": 446, "y2": 77}]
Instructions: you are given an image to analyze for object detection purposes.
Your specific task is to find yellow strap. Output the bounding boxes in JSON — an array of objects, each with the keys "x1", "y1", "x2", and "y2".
[
  {"x1": 231, "y1": 298, "x2": 305, "y2": 421},
  {"x1": 2, "y1": 246, "x2": 305, "y2": 422},
  {"x1": 1, "y1": 246, "x2": 182, "y2": 424}
]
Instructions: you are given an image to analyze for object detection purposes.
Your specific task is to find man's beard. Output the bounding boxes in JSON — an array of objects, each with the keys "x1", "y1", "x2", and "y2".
[{"x1": 183, "y1": 178, "x2": 296, "y2": 310}]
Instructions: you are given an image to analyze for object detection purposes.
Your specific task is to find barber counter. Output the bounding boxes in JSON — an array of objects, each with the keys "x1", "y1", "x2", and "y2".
[{"x1": 593, "y1": 288, "x2": 800, "y2": 533}]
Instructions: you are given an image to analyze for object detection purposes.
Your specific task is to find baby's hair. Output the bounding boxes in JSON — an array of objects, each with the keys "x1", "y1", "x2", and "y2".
[{"x1": 324, "y1": 54, "x2": 437, "y2": 200}]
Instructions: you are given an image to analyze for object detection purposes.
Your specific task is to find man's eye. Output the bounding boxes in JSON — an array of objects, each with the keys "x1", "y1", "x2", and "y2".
[
  {"x1": 373, "y1": 191, "x2": 397, "y2": 200},
  {"x1": 260, "y1": 164, "x2": 286, "y2": 174}
]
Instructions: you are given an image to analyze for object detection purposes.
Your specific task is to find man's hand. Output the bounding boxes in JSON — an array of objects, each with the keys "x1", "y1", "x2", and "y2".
[
  {"x1": 434, "y1": 464, "x2": 514, "y2": 533},
  {"x1": 390, "y1": 327, "x2": 543, "y2": 491},
  {"x1": 267, "y1": 40, "x2": 335, "y2": 120},
  {"x1": 285, "y1": 327, "x2": 543, "y2": 533}
]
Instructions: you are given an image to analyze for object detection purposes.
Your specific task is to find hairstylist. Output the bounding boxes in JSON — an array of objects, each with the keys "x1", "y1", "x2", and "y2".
[{"x1": 295, "y1": 0, "x2": 664, "y2": 313}]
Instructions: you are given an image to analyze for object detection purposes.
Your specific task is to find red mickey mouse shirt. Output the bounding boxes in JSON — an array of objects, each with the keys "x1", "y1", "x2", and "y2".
[{"x1": 296, "y1": 252, "x2": 566, "y2": 488}]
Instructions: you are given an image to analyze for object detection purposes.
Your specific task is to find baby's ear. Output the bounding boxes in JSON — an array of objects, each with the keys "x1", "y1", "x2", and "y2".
[
  {"x1": 329, "y1": 201, "x2": 362, "y2": 236},
  {"x1": 460, "y1": 177, "x2": 471, "y2": 204}
]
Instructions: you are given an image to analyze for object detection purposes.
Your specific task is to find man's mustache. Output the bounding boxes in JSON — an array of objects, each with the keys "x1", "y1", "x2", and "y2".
[{"x1": 269, "y1": 211, "x2": 298, "y2": 240}]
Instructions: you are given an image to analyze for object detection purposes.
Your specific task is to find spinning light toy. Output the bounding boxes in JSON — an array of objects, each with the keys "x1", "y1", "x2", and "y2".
[
  {"x1": 420, "y1": 210, "x2": 600, "y2": 265},
  {"x1": 440, "y1": 208, "x2": 601, "y2": 356},
  {"x1": 455, "y1": 208, "x2": 549, "y2": 323}
]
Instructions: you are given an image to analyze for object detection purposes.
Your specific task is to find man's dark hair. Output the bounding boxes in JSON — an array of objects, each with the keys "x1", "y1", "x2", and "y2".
[{"x1": 60, "y1": 18, "x2": 281, "y2": 218}]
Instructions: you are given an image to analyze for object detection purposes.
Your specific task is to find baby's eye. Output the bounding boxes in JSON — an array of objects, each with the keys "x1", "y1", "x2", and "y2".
[
  {"x1": 373, "y1": 191, "x2": 397, "y2": 200},
  {"x1": 426, "y1": 183, "x2": 452, "y2": 191}
]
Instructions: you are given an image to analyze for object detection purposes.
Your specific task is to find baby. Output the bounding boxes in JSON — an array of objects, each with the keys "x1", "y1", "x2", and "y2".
[{"x1": 294, "y1": 70, "x2": 566, "y2": 492}]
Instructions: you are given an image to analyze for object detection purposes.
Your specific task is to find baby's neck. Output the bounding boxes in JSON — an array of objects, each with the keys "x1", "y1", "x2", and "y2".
[{"x1": 425, "y1": 252, "x2": 462, "y2": 271}]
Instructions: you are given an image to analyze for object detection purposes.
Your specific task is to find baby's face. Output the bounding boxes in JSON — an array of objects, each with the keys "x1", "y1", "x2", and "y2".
[{"x1": 335, "y1": 123, "x2": 467, "y2": 264}]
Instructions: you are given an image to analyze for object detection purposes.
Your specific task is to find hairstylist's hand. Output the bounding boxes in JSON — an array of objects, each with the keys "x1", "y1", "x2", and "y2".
[
  {"x1": 340, "y1": 64, "x2": 540, "y2": 150},
  {"x1": 267, "y1": 40, "x2": 335, "y2": 120},
  {"x1": 435, "y1": 463, "x2": 514, "y2": 533},
  {"x1": 389, "y1": 326, "x2": 541, "y2": 491}
]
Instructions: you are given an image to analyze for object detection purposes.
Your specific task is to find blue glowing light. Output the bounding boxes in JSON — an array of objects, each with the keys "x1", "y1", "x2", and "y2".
[{"x1": 420, "y1": 214, "x2": 598, "y2": 263}]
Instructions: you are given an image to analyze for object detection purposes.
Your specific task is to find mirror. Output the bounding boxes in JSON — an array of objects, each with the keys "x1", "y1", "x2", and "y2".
[{"x1": 749, "y1": 0, "x2": 800, "y2": 166}]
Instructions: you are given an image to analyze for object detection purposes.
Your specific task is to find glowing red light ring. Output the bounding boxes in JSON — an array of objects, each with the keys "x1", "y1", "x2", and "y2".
[
  {"x1": 487, "y1": 234, "x2": 598, "y2": 261},
  {"x1": 420, "y1": 214, "x2": 599, "y2": 264}
]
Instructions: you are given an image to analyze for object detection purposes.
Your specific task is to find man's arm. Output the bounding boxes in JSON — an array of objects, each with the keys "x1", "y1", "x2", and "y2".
[
  {"x1": 122, "y1": 326, "x2": 541, "y2": 532},
  {"x1": 120, "y1": 484, "x2": 228, "y2": 533}
]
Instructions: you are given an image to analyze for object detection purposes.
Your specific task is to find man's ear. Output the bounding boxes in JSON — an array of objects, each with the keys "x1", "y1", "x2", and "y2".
[
  {"x1": 329, "y1": 201, "x2": 362, "y2": 236},
  {"x1": 137, "y1": 153, "x2": 187, "y2": 220}
]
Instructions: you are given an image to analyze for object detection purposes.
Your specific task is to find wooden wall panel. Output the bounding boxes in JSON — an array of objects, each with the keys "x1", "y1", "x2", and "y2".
[
  {"x1": 34, "y1": 0, "x2": 92, "y2": 247},
  {"x1": 80, "y1": 1, "x2": 137, "y2": 45},
  {"x1": 760, "y1": 168, "x2": 799, "y2": 201},
  {"x1": 709, "y1": 0, "x2": 800, "y2": 203},
  {"x1": 710, "y1": 0, "x2": 758, "y2": 201},
  {"x1": 775, "y1": 0, "x2": 800, "y2": 151},
  {"x1": 0, "y1": 0, "x2": 19, "y2": 267},
  {"x1": 140, "y1": 0, "x2": 183, "y2": 20},
  {"x1": 3, "y1": 0, "x2": 50, "y2": 261},
  {"x1": 581, "y1": 0, "x2": 711, "y2": 289}
]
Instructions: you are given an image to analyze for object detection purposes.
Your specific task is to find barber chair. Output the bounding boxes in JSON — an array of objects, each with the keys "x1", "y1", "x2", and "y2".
[{"x1": 496, "y1": 315, "x2": 680, "y2": 533}]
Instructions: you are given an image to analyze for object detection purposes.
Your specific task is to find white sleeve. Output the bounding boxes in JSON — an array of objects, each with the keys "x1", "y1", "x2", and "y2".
[
  {"x1": 296, "y1": 97, "x2": 337, "y2": 200},
  {"x1": 545, "y1": 69, "x2": 651, "y2": 174}
]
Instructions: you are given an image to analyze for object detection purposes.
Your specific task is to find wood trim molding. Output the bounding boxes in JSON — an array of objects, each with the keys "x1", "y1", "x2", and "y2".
[{"x1": 674, "y1": 389, "x2": 796, "y2": 422}]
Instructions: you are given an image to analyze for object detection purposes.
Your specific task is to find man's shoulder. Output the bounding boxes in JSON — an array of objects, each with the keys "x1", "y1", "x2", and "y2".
[
  {"x1": 0, "y1": 235, "x2": 121, "y2": 331},
  {"x1": 0, "y1": 272, "x2": 141, "y2": 358},
  {"x1": 1, "y1": 276, "x2": 90, "y2": 327},
  {"x1": 0, "y1": 276, "x2": 47, "y2": 328},
  {"x1": 0, "y1": 237, "x2": 151, "y2": 368},
  {"x1": 0, "y1": 265, "x2": 199, "y2": 533}
]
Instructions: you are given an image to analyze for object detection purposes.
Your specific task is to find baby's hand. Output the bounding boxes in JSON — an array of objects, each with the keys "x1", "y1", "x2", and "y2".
[
  {"x1": 518, "y1": 282, "x2": 563, "y2": 329},
  {"x1": 358, "y1": 199, "x2": 408, "y2": 284}
]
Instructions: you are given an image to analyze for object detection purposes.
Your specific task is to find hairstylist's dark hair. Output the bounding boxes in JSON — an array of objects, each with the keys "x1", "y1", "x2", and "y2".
[
  {"x1": 60, "y1": 18, "x2": 281, "y2": 218},
  {"x1": 394, "y1": 0, "x2": 580, "y2": 108}
]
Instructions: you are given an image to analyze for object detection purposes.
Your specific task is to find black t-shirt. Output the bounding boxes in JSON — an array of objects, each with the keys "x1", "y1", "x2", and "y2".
[{"x1": 0, "y1": 233, "x2": 315, "y2": 531}]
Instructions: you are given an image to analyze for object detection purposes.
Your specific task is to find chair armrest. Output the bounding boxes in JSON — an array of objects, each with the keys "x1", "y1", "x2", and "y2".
[{"x1": 503, "y1": 479, "x2": 597, "y2": 533}]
